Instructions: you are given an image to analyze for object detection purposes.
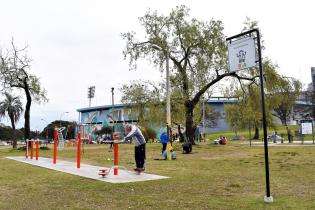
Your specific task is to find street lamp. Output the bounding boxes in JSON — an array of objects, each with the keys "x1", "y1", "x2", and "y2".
[
  {"x1": 59, "y1": 112, "x2": 69, "y2": 127},
  {"x1": 41, "y1": 118, "x2": 49, "y2": 140},
  {"x1": 151, "y1": 44, "x2": 171, "y2": 145}
]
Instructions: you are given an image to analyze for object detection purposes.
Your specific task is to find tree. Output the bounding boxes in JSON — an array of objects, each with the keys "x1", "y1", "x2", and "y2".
[
  {"x1": 305, "y1": 89, "x2": 315, "y2": 120},
  {"x1": 122, "y1": 6, "x2": 254, "y2": 143},
  {"x1": 224, "y1": 60, "x2": 300, "y2": 139},
  {"x1": 225, "y1": 102, "x2": 244, "y2": 137},
  {"x1": 120, "y1": 79, "x2": 220, "y2": 142},
  {"x1": 0, "y1": 124, "x2": 23, "y2": 142},
  {"x1": 271, "y1": 77, "x2": 302, "y2": 125},
  {"x1": 0, "y1": 40, "x2": 48, "y2": 140},
  {"x1": 40, "y1": 120, "x2": 77, "y2": 140},
  {"x1": 120, "y1": 80, "x2": 162, "y2": 125},
  {"x1": 0, "y1": 92, "x2": 23, "y2": 148},
  {"x1": 95, "y1": 126, "x2": 113, "y2": 135}
]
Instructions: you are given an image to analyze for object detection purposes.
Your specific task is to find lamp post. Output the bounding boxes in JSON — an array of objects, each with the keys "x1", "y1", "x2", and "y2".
[
  {"x1": 59, "y1": 112, "x2": 69, "y2": 127},
  {"x1": 151, "y1": 44, "x2": 171, "y2": 147},
  {"x1": 41, "y1": 118, "x2": 49, "y2": 140}
]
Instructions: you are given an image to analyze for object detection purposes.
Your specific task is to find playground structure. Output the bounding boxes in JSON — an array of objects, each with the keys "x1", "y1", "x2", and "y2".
[{"x1": 25, "y1": 139, "x2": 40, "y2": 160}]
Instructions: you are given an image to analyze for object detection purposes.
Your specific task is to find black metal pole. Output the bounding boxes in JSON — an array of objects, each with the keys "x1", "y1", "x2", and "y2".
[
  {"x1": 256, "y1": 29, "x2": 271, "y2": 198},
  {"x1": 226, "y1": 29, "x2": 272, "y2": 201},
  {"x1": 313, "y1": 125, "x2": 314, "y2": 144},
  {"x1": 313, "y1": 121, "x2": 314, "y2": 144}
]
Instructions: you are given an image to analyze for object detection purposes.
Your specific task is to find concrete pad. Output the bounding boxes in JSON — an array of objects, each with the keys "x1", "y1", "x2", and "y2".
[{"x1": 5, "y1": 156, "x2": 169, "y2": 183}]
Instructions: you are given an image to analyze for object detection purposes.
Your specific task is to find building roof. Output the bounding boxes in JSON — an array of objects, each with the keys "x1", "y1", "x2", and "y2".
[
  {"x1": 77, "y1": 104, "x2": 127, "y2": 113},
  {"x1": 206, "y1": 97, "x2": 238, "y2": 104}
]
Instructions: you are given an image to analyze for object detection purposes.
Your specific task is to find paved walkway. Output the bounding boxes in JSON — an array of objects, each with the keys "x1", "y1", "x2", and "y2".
[
  {"x1": 5, "y1": 156, "x2": 168, "y2": 183},
  {"x1": 245, "y1": 140, "x2": 315, "y2": 147}
]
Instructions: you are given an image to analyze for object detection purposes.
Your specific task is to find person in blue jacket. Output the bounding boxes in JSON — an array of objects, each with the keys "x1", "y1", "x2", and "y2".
[{"x1": 160, "y1": 132, "x2": 168, "y2": 154}]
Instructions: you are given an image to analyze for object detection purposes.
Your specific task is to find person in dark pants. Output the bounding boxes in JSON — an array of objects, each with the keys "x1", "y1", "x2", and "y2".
[
  {"x1": 124, "y1": 124, "x2": 146, "y2": 171},
  {"x1": 286, "y1": 126, "x2": 293, "y2": 143},
  {"x1": 160, "y1": 132, "x2": 168, "y2": 154}
]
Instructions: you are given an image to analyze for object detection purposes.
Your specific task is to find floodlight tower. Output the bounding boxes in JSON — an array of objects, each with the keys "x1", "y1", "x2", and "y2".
[{"x1": 87, "y1": 86, "x2": 95, "y2": 107}]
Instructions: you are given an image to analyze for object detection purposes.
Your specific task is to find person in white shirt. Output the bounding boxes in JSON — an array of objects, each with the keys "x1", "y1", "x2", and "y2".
[{"x1": 124, "y1": 124, "x2": 146, "y2": 171}]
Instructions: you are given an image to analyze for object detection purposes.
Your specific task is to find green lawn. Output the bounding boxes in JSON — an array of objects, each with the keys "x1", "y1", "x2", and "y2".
[
  {"x1": 209, "y1": 125, "x2": 315, "y2": 141},
  {"x1": 1, "y1": 141, "x2": 315, "y2": 210}
]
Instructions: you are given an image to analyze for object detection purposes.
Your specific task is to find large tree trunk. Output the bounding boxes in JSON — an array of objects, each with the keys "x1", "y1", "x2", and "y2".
[
  {"x1": 9, "y1": 114, "x2": 17, "y2": 149},
  {"x1": 177, "y1": 124, "x2": 185, "y2": 142},
  {"x1": 24, "y1": 81, "x2": 32, "y2": 141},
  {"x1": 253, "y1": 125, "x2": 259, "y2": 140},
  {"x1": 185, "y1": 101, "x2": 195, "y2": 144}
]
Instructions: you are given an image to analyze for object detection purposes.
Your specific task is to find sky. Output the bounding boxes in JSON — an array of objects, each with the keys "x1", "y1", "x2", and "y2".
[{"x1": 0, "y1": 0, "x2": 314, "y2": 131}]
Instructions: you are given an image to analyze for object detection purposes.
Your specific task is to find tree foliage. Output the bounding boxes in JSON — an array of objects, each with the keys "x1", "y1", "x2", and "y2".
[
  {"x1": 225, "y1": 60, "x2": 302, "y2": 138},
  {"x1": 0, "y1": 124, "x2": 23, "y2": 141},
  {"x1": 0, "y1": 40, "x2": 48, "y2": 140},
  {"x1": 122, "y1": 6, "x2": 255, "y2": 143},
  {"x1": 271, "y1": 77, "x2": 302, "y2": 125},
  {"x1": 0, "y1": 92, "x2": 23, "y2": 148},
  {"x1": 120, "y1": 80, "x2": 163, "y2": 126},
  {"x1": 40, "y1": 120, "x2": 77, "y2": 140},
  {"x1": 95, "y1": 126, "x2": 113, "y2": 135}
]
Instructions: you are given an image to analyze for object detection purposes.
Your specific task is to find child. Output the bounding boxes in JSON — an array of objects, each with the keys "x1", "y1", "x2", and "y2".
[{"x1": 163, "y1": 146, "x2": 176, "y2": 160}]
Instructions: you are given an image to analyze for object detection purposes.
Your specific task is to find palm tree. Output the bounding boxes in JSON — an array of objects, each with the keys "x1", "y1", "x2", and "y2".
[{"x1": 0, "y1": 92, "x2": 23, "y2": 148}]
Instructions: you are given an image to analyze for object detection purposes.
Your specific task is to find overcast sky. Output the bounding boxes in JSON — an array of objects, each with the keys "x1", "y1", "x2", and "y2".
[{"x1": 0, "y1": 0, "x2": 314, "y2": 130}]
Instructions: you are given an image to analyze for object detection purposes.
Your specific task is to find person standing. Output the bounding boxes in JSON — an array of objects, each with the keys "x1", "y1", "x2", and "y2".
[
  {"x1": 124, "y1": 124, "x2": 146, "y2": 172},
  {"x1": 160, "y1": 132, "x2": 168, "y2": 154},
  {"x1": 286, "y1": 126, "x2": 293, "y2": 143}
]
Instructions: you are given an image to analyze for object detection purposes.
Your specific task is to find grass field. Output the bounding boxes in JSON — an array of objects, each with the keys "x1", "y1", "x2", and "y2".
[{"x1": 1, "y1": 140, "x2": 315, "y2": 210}]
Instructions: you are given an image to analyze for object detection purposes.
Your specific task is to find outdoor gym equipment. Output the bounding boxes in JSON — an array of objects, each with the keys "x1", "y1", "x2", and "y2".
[
  {"x1": 77, "y1": 132, "x2": 81, "y2": 168},
  {"x1": 98, "y1": 165, "x2": 142, "y2": 178},
  {"x1": 25, "y1": 139, "x2": 40, "y2": 160},
  {"x1": 53, "y1": 127, "x2": 83, "y2": 169},
  {"x1": 57, "y1": 127, "x2": 66, "y2": 150},
  {"x1": 100, "y1": 139, "x2": 126, "y2": 176},
  {"x1": 98, "y1": 168, "x2": 109, "y2": 177}
]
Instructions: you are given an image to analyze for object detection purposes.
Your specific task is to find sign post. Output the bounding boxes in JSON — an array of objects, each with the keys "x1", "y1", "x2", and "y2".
[
  {"x1": 228, "y1": 37, "x2": 256, "y2": 72},
  {"x1": 227, "y1": 29, "x2": 273, "y2": 203},
  {"x1": 300, "y1": 120, "x2": 314, "y2": 144}
]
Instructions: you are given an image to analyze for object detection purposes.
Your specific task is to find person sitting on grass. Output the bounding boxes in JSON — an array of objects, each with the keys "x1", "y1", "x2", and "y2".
[
  {"x1": 182, "y1": 141, "x2": 192, "y2": 153},
  {"x1": 162, "y1": 146, "x2": 176, "y2": 160},
  {"x1": 219, "y1": 136, "x2": 227, "y2": 145}
]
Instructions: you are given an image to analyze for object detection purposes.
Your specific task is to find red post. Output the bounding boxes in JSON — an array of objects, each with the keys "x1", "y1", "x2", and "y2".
[
  {"x1": 114, "y1": 140, "x2": 118, "y2": 175},
  {"x1": 77, "y1": 132, "x2": 81, "y2": 168},
  {"x1": 35, "y1": 140, "x2": 39, "y2": 160},
  {"x1": 53, "y1": 127, "x2": 58, "y2": 164},
  {"x1": 25, "y1": 140, "x2": 29, "y2": 159},
  {"x1": 30, "y1": 140, "x2": 34, "y2": 159}
]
